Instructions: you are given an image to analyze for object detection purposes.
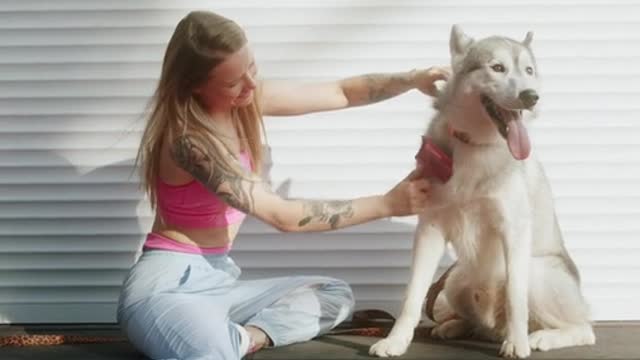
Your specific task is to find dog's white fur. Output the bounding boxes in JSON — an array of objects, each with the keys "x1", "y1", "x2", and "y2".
[{"x1": 369, "y1": 25, "x2": 595, "y2": 358}]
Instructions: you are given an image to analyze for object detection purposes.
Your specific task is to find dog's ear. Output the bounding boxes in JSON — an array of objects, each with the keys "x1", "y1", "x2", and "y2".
[
  {"x1": 450, "y1": 24, "x2": 474, "y2": 58},
  {"x1": 523, "y1": 31, "x2": 534, "y2": 47}
]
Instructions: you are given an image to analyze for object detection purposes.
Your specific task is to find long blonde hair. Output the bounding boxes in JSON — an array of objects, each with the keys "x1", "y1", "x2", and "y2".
[{"x1": 136, "y1": 11, "x2": 265, "y2": 209}]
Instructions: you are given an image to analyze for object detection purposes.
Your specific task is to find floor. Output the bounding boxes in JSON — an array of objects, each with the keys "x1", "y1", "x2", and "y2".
[{"x1": 0, "y1": 322, "x2": 638, "y2": 359}]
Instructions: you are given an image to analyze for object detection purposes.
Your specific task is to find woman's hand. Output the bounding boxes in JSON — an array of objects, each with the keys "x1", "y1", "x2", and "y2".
[
  {"x1": 411, "y1": 66, "x2": 451, "y2": 97},
  {"x1": 383, "y1": 163, "x2": 431, "y2": 217}
]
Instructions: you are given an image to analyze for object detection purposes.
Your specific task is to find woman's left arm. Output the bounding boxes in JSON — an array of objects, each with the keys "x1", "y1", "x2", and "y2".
[{"x1": 260, "y1": 67, "x2": 450, "y2": 117}]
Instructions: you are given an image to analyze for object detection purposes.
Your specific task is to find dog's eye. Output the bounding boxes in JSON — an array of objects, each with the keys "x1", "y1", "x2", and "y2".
[
  {"x1": 491, "y1": 64, "x2": 506, "y2": 73},
  {"x1": 526, "y1": 66, "x2": 534, "y2": 75}
]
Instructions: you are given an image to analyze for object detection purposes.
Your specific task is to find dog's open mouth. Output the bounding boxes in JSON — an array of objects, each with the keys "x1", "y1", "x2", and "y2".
[{"x1": 481, "y1": 95, "x2": 531, "y2": 160}]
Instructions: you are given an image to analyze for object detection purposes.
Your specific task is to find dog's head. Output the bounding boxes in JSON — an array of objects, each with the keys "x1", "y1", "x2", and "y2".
[{"x1": 445, "y1": 25, "x2": 540, "y2": 160}]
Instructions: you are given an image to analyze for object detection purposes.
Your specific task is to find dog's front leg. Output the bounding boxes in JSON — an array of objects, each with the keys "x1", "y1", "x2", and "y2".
[
  {"x1": 499, "y1": 218, "x2": 532, "y2": 359},
  {"x1": 369, "y1": 219, "x2": 445, "y2": 357}
]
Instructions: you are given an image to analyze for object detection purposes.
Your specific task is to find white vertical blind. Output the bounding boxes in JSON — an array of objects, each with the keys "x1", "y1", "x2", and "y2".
[{"x1": 1, "y1": 0, "x2": 639, "y2": 323}]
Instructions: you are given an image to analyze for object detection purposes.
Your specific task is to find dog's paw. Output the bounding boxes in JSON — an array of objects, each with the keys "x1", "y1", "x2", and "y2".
[
  {"x1": 431, "y1": 319, "x2": 470, "y2": 340},
  {"x1": 529, "y1": 326, "x2": 596, "y2": 352},
  {"x1": 369, "y1": 336, "x2": 411, "y2": 358},
  {"x1": 500, "y1": 336, "x2": 531, "y2": 358},
  {"x1": 528, "y1": 330, "x2": 556, "y2": 352}
]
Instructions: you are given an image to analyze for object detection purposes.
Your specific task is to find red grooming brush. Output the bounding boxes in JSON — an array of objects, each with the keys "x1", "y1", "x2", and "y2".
[{"x1": 414, "y1": 136, "x2": 453, "y2": 183}]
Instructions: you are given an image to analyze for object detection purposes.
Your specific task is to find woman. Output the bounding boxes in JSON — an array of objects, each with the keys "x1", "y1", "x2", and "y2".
[{"x1": 117, "y1": 10, "x2": 449, "y2": 360}]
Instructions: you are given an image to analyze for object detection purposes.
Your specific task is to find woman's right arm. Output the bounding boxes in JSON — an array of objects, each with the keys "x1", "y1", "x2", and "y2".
[{"x1": 171, "y1": 136, "x2": 429, "y2": 233}]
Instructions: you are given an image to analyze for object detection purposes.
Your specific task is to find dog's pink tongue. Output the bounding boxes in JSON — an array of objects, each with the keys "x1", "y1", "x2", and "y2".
[{"x1": 507, "y1": 119, "x2": 531, "y2": 160}]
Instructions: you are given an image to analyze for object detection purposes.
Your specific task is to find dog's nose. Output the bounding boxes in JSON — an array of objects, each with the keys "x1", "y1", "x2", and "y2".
[{"x1": 519, "y1": 89, "x2": 539, "y2": 108}]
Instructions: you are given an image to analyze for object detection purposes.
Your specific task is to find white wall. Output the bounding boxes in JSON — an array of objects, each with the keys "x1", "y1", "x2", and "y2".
[{"x1": 1, "y1": 0, "x2": 639, "y2": 323}]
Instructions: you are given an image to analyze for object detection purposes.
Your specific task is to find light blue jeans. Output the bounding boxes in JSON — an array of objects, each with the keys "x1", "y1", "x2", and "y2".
[{"x1": 117, "y1": 249, "x2": 355, "y2": 360}]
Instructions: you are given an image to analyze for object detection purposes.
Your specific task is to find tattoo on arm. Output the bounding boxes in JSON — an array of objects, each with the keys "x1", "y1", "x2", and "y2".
[
  {"x1": 171, "y1": 136, "x2": 356, "y2": 229},
  {"x1": 171, "y1": 136, "x2": 255, "y2": 213},
  {"x1": 297, "y1": 200, "x2": 355, "y2": 229},
  {"x1": 362, "y1": 73, "x2": 413, "y2": 104},
  {"x1": 218, "y1": 181, "x2": 255, "y2": 214}
]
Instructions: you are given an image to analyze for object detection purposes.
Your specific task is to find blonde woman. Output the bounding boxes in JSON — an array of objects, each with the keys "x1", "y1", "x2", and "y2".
[{"x1": 117, "y1": 10, "x2": 449, "y2": 360}]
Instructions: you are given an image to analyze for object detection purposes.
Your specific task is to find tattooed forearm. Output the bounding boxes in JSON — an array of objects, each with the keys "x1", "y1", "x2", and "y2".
[
  {"x1": 171, "y1": 136, "x2": 255, "y2": 213},
  {"x1": 297, "y1": 200, "x2": 355, "y2": 230},
  {"x1": 364, "y1": 73, "x2": 413, "y2": 103},
  {"x1": 342, "y1": 72, "x2": 414, "y2": 106}
]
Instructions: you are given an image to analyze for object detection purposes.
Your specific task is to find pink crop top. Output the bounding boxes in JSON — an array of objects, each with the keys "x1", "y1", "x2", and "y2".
[{"x1": 156, "y1": 151, "x2": 253, "y2": 228}]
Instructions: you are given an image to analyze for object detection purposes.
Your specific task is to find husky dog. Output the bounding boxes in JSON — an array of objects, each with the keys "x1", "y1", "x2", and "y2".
[{"x1": 369, "y1": 25, "x2": 595, "y2": 358}]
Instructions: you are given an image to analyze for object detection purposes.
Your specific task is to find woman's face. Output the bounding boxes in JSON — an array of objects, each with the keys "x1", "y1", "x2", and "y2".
[{"x1": 195, "y1": 44, "x2": 258, "y2": 111}]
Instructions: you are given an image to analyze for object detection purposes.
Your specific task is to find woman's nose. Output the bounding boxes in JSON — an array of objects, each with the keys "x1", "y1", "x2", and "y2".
[{"x1": 244, "y1": 72, "x2": 257, "y2": 90}]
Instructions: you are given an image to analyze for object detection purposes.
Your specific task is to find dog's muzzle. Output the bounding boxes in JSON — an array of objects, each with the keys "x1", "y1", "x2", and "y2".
[{"x1": 519, "y1": 89, "x2": 539, "y2": 109}]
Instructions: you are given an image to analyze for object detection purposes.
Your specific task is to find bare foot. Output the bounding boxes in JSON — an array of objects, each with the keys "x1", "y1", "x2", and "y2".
[{"x1": 244, "y1": 325, "x2": 272, "y2": 353}]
